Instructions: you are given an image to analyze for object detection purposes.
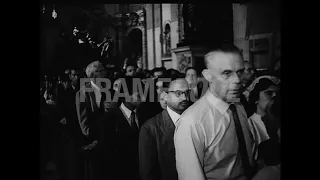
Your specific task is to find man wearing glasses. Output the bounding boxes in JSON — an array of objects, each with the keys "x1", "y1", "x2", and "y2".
[{"x1": 139, "y1": 78, "x2": 191, "y2": 180}]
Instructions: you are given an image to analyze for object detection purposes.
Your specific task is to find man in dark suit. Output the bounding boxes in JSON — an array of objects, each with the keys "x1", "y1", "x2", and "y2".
[
  {"x1": 139, "y1": 78, "x2": 191, "y2": 180},
  {"x1": 101, "y1": 76, "x2": 143, "y2": 180},
  {"x1": 56, "y1": 69, "x2": 80, "y2": 180},
  {"x1": 75, "y1": 61, "x2": 107, "y2": 180}
]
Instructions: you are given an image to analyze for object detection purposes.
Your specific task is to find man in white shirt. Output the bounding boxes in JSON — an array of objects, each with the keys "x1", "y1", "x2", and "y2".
[
  {"x1": 174, "y1": 44, "x2": 256, "y2": 180},
  {"x1": 139, "y1": 79, "x2": 191, "y2": 180}
]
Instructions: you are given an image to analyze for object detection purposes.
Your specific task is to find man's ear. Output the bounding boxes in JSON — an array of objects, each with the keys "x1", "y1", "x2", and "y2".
[
  {"x1": 202, "y1": 69, "x2": 212, "y2": 83},
  {"x1": 163, "y1": 91, "x2": 169, "y2": 101}
]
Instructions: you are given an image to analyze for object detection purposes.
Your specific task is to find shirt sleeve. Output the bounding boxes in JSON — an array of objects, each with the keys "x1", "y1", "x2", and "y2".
[{"x1": 174, "y1": 116, "x2": 206, "y2": 180}]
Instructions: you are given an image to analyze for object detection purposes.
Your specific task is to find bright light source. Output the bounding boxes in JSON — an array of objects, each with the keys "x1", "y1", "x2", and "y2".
[{"x1": 52, "y1": 5, "x2": 57, "y2": 19}]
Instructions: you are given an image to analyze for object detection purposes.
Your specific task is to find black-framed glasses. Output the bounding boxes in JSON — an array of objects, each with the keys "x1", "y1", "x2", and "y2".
[{"x1": 168, "y1": 90, "x2": 191, "y2": 97}]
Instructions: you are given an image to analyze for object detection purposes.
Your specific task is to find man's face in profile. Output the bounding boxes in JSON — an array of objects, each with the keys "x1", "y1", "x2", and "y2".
[
  {"x1": 205, "y1": 52, "x2": 244, "y2": 102},
  {"x1": 242, "y1": 62, "x2": 255, "y2": 86}
]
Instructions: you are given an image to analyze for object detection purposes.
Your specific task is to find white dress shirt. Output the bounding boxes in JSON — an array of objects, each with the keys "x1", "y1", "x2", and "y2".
[
  {"x1": 248, "y1": 113, "x2": 270, "y2": 159},
  {"x1": 174, "y1": 90, "x2": 255, "y2": 180},
  {"x1": 120, "y1": 103, "x2": 139, "y2": 128},
  {"x1": 166, "y1": 106, "x2": 181, "y2": 126}
]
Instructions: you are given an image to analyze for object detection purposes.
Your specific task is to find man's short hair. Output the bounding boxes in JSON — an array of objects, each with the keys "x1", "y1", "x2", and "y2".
[
  {"x1": 204, "y1": 43, "x2": 243, "y2": 67},
  {"x1": 85, "y1": 61, "x2": 105, "y2": 78}
]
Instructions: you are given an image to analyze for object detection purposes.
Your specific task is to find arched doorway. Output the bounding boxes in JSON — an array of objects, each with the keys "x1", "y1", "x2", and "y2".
[{"x1": 126, "y1": 28, "x2": 143, "y2": 63}]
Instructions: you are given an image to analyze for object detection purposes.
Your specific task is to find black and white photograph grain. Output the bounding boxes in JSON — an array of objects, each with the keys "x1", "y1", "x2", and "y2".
[{"x1": 40, "y1": 1, "x2": 281, "y2": 180}]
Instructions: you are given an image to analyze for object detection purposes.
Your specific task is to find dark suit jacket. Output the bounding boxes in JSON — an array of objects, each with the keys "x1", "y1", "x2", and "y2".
[
  {"x1": 58, "y1": 86, "x2": 80, "y2": 140},
  {"x1": 75, "y1": 83, "x2": 105, "y2": 148},
  {"x1": 139, "y1": 109, "x2": 178, "y2": 180},
  {"x1": 102, "y1": 106, "x2": 142, "y2": 180}
]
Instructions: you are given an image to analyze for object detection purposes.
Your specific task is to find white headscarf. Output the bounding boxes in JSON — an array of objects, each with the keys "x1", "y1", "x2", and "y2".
[{"x1": 243, "y1": 75, "x2": 280, "y2": 101}]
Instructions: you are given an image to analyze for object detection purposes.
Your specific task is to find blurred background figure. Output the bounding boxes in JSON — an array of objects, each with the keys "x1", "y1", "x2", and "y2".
[
  {"x1": 184, "y1": 67, "x2": 203, "y2": 101},
  {"x1": 125, "y1": 64, "x2": 137, "y2": 77},
  {"x1": 252, "y1": 93, "x2": 281, "y2": 180},
  {"x1": 152, "y1": 67, "x2": 166, "y2": 79},
  {"x1": 70, "y1": 69, "x2": 80, "y2": 91},
  {"x1": 247, "y1": 77, "x2": 279, "y2": 162},
  {"x1": 242, "y1": 61, "x2": 256, "y2": 90}
]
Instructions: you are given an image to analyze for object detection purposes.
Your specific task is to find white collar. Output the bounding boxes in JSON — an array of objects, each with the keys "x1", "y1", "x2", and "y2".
[
  {"x1": 251, "y1": 113, "x2": 262, "y2": 120},
  {"x1": 90, "y1": 81, "x2": 101, "y2": 92},
  {"x1": 120, "y1": 103, "x2": 135, "y2": 119},
  {"x1": 166, "y1": 106, "x2": 181, "y2": 125},
  {"x1": 204, "y1": 90, "x2": 230, "y2": 115}
]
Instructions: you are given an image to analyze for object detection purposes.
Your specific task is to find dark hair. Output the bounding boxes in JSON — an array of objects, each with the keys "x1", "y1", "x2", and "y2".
[
  {"x1": 185, "y1": 67, "x2": 198, "y2": 77},
  {"x1": 248, "y1": 78, "x2": 277, "y2": 113},
  {"x1": 60, "y1": 74, "x2": 70, "y2": 82},
  {"x1": 204, "y1": 43, "x2": 243, "y2": 67},
  {"x1": 166, "y1": 69, "x2": 180, "y2": 79},
  {"x1": 152, "y1": 67, "x2": 166, "y2": 76}
]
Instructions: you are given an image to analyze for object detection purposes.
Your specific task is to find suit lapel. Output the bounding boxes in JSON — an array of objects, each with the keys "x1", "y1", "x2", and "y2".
[
  {"x1": 82, "y1": 84, "x2": 99, "y2": 112},
  {"x1": 89, "y1": 91, "x2": 99, "y2": 112},
  {"x1": 114, "y1": 107, "x2": 132, "y2": 131},
  {"x1": 160, "y1": 110, "x2": 176, "y2": 150}
]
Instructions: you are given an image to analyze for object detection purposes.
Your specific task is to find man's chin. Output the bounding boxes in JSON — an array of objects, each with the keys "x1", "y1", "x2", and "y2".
[{"x1": 226, "y1": 94, "x2": 241, "y2": 103}]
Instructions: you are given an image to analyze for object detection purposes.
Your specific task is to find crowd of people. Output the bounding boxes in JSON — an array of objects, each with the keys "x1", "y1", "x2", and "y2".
[{"x1": 40, "y1": 43, "x2": 281, "y2": 180}]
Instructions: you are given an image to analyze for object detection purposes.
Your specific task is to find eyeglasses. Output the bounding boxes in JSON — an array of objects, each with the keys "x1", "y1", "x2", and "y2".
[{"x1": 168, "y1": 90, "x2": 191, "y2": 97}]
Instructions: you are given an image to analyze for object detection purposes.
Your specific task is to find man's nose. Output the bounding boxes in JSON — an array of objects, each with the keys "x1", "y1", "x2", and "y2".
[
  {"x1": 180, "y1": 92, "x2": 188, "y2": 100},
  {"x1": 234, "y1": 74, "x2": 241, "y2": 84}
]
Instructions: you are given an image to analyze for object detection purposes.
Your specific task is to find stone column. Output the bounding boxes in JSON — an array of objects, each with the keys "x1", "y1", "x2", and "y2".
[{"x1": 141, "y1": 9, "x2": 148, "y2": 70}]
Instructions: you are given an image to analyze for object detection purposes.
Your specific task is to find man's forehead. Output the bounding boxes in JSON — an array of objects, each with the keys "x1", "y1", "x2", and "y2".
[
  {"x1": 207, "y1": 52, "x2": 244, "y2": 71},
  {"x1": 169, "y1": 79, "x2": 188, "y2": 90},
  {"x1": 186, "y1": 69, "x2": 196, "y2": 74}
]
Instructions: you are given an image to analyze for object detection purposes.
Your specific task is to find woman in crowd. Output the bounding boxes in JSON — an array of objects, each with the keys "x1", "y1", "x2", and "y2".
[
  {"x1": 247, "y1": 76, "x2": 280, "y2": 157},
  {"x1": 252, "y1": 93, "x2": 281, "y2": 180}
]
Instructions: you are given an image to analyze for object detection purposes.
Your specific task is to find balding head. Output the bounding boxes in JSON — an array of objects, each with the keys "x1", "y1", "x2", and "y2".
[
  {"x1": 165, "y1": 78, "x2": 190, "y2": 114},
  {"x1": 86, "y1": 61, "x2": 106, "y2": 79},
  {"x1": 168, "y1": 78, "x2": 188, "y2": 91},
  {"x1": 202, "y1": 45, "x2": 244, "y2": 103}
]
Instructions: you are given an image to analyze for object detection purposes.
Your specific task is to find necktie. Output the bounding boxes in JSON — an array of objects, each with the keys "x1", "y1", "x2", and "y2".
[
  {"x1": 130, "y1": 111, "x2": 139, "y2": 132},
  {"x1": 100, "y1": 92, "x2": 106, "y2": 111},
  {"x1": 228, "y1": 104, "x2": 253, "y2": 179}
]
